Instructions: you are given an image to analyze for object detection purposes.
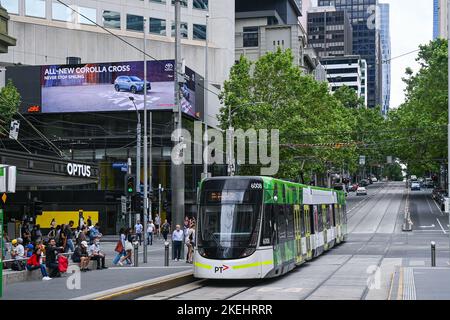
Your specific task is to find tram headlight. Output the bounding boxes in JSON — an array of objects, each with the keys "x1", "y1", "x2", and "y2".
[
  {"x1": 198, "y1": 247, "x2": 207, "y2": 257},
  {"x1": 239, "y1": 247, "x2": 256, "y2": 258}
]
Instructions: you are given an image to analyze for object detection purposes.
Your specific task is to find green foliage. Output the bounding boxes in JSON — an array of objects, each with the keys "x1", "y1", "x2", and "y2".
[
  {"x1": 0, "y1": 79, "x2": 21, "y2": 131},
  {"x1": 384, "y1": 163, "x2": 404, "y2": 181},
  {"x1": 219, "y1": 49, "x2": 387, "y2": 182},
  {"x1": 388, "y1": 38, "x2": 448, "y2": 176}
]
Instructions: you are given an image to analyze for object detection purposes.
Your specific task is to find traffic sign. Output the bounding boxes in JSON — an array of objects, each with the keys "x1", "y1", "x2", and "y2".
[
  {"x1": 112, "y1": 163, "x2": 128, "y2": 172},
  {"x1": 121, "y1": 196, "x2": 127, "y2": 214},
  {"x1": 359, "y1": 156, "x2": 366, "y2": 166}
]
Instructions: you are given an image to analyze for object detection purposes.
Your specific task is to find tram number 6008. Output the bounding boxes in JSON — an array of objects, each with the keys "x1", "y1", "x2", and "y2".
[{"x1": 251, "y1": 183, "x2": 263, "y2": 189}]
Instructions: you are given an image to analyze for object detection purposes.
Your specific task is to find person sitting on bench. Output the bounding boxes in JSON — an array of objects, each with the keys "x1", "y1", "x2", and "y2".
[{"x1": 27, "y1": 246, "x2": 51, "y2": 281}]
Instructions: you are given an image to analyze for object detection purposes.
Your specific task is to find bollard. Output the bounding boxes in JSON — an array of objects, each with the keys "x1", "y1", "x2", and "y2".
[
  {"x1": 134, "y1": 242, "x2": 139, "y2": 267},
  {"x1": 431, "y1": 241, "x2": 436, "y2": 267},
  {"x1": 164, "y1": 241, "x2": 170, "y2": 266}
]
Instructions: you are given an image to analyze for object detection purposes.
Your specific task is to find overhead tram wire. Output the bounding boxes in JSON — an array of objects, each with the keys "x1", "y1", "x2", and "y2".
[{"x1": 55, "y1": 0, "x2": 220, "y2": 99}]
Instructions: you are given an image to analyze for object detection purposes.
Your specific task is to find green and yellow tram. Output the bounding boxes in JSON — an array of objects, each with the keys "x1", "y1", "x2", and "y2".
[{"x1": 194, "y1": 176, "x2": 347, "y2": 279}]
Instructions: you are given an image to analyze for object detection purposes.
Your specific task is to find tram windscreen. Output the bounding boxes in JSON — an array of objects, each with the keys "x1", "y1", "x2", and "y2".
[{"x1": 197, "y1": 179, "x2": 263, "y2": 260}]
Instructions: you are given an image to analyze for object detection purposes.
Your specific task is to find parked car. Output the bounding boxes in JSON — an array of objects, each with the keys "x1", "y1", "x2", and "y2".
[
  {"x1": 371, "y1": 177, "x2": 378, "y2": 183},
  {"x1": 425, "y1": 178, "x2": 434, "y2": 188},
  {"x1": 114, "y1": 76, "x2": 151, "y2": 94},
  {"x1": 360, "y1": 180, "x2": 369, "y2": 187},
  {"x1": 432, "y1": 188, "x2": 444, "y2": 200},
  {"x1": 356, "y1": 187, "x2": 367, "y2": 196},
  {"x1": 411, "y1": 182, "x2": 421, "y2": 191}
]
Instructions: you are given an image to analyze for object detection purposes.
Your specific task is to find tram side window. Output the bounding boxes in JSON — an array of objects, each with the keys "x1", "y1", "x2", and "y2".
[
  {"x1": 334, "y1": 205, "x2": 340, "y2": 225},
  {"x1": 310, "y1": 205, "x2": 317, "y2": 234},
  {"x1": 329, "y1": 205, "x2": 334, "y2": 227},
  {"x1": 260, "y1": 204, "x2": 272, "y2": 246},
  {"x1": 286, "y1": 205, "x2": 294, "y2": 240},
  {"x1": 300, "y1": 206, "x2": 305, "y2": 237},
  {"x1": 277, "y1": 205, "x2": 287, "y2": 240},
  {"x1": 317, "y1": 206, "x2": 323, "y2": 232}
]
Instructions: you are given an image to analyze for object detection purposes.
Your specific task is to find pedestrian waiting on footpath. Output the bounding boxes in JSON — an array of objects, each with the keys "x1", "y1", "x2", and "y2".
[
  {"x1": 172, "y1": 225, "x2": 184, "y2": 261},
  {"x1": 26, "y1": 246, "x2": 51, "y2": 281}
]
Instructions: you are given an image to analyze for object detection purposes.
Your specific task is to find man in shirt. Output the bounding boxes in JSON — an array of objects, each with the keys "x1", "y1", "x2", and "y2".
[
  {"x1": 172, "y1": 225, "x2": 184, "y2": 261},
  {"x1": 11, "y1": 238, "x2": 26, "y2": 260},
  {"x1": 135, "y1": 220, "x2": 143, "y2": 246},
  {"x1": 154, "y1": 214, "x2": 161, "y2": 238},
  {"x1": 147, "y1": 220, "x2": 155, "y2": 246},
  {"x1": 65, "y1": 221, "x2": 75, "y2": 253},
  {"x1": 88, "y1": 237, "x2": 107, "y2": 270}
]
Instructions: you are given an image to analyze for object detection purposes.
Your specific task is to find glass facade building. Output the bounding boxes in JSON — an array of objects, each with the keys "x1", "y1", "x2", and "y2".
[
  {"x1": 379, "y1": 3, "x2": 390, "y2": 116},
  {"x1": 434, "y1": 0, "x2": 440, "y2": 39},
  {"x1": 318, "y1": 0, "x2": 380, "y2": 108}
]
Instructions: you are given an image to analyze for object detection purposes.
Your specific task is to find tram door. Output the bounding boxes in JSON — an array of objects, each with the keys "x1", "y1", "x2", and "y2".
[
  {"x1": 321, "y1": 204, "x2": 328, "y2": 251},
  {"x1": 304, "y1": 206, "x2": 312, "y2": 260},
  {"x1": 293, "y1": 205, "x2": 302, "y2": 264},
  {"x1": 334, "y1": 204, "x2": 341, "y2": 243}
]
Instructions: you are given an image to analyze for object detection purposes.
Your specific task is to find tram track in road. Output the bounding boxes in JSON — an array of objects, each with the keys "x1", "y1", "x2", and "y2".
[
  {"x1": 346, "y1": 183, "x2": 387, "y2": 220},
  {"x1": 303, "y1": 183, "x2": 401, "y2": 300}
]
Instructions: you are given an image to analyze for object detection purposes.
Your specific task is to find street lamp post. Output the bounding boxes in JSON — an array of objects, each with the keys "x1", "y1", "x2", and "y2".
[
  {"x1": 129, "y1": 97, "x2": 141, "y2": 225},
  {"x1": 143, "y1": 17, "x2": 149, "y2": 263},
  {"x1": 202, "y1": 13, "x2": 210, "y2": 180}
]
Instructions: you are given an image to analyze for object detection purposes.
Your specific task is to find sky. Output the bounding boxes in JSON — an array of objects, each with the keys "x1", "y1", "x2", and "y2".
[
  {"x1": 310, "y1": 0, "x2": 433, "y2": 109},
  {"x1": 382, "y1": 0, "x2": 433, "y2": 109}
]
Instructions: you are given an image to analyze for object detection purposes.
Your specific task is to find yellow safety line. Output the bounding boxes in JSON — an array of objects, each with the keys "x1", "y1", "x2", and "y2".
[
  {"x1": 397, "y1": 268, "x2": 404, "y2": 301},
  {"x1": 232, "y1": 260, "x2": 273, "y2": 270},
  {"x1": 194, "y1": 262, "x2": 212, "y2": 270}
]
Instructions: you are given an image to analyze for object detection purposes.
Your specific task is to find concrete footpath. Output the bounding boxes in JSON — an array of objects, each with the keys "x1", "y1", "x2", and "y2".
[{"x1": 1, "y1": 236, "x2": 194, "y2": 300}]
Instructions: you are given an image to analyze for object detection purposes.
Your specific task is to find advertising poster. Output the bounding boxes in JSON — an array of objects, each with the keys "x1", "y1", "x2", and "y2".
[{"x1": 38, "y1": 60, "x2": 197, "y2": 117}]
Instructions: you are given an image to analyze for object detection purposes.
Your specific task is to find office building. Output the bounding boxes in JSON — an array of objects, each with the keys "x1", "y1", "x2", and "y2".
[
  {"x1": 321, "y1": 55, "x2": 367, "y2": 107},
  {"x1": 0, "y1": 0, "x2": 235, "y2": 231},
  {"x1": 434, "y1": 0, "x2": 440, "y2": 39},
  {"x1": 307, "y1": 6, "x2": 353, "y2": 58},
  {"x1": 318, "y1": 0, "x2": 380, "y2": 108}
]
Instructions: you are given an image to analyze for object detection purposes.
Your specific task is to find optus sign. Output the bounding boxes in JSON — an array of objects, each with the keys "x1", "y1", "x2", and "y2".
[{"x1": 67, "y1": 163, "x2": 91, "y2": 178}]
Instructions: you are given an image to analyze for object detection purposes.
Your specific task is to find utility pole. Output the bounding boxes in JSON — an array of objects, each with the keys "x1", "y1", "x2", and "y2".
[
  {"x1": 129, "y1": 97, "x2": 141, "y2": 225},
  {"x1": 171, "y1": 0, "x2": 185, "y2": 238},
  {"x1": 143, "y1": 17, "x2": 148, "y2": 263},
  {"x1": 202, "y1": 13, "x2": 210, "y2": 180}
]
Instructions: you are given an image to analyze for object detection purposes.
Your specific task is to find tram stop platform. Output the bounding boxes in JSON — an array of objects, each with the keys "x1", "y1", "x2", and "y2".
[
  {"x1": 1, "y1": 237, "x2": 194, "y2": 300},
  {"x1": 389, "y1": 266, "x2": 450, "y2": 300}
]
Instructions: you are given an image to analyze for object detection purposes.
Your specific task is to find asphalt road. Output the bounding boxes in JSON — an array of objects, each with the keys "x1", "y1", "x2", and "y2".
[{"x1": 139, "y1": 182, "x2": 450, "y2": 300}]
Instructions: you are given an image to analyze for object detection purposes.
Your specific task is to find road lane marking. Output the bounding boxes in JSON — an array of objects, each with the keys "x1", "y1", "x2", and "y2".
[
  {"x1": 431, "y1": 197, "x2": 445, "y2": 216},
  {"x1": 436, "y1": 218, "x2": 447, "y2": 234},
  {"x1": 419, "y1": 225, "x2": 436, "y2": 228}
]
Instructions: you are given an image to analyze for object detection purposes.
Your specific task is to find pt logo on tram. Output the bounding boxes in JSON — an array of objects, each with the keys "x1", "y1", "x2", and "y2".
[{"x1": 214, "y1": 265, "x2": 230, "y2": 273}]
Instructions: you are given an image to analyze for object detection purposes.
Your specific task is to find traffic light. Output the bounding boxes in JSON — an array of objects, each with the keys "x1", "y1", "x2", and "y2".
[
  {"x1": 33, "y1": 199, "x2": 43, "y2": 216},
  {"x1": 125, "y1": 174, "x2": 136, "y2": 196},
  {"x1": 133, "y1": 194, "x2": 144, "y2": 213}
]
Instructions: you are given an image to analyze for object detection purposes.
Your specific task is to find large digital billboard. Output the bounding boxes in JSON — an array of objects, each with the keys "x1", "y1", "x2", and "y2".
[{"x1": 6, "y1": 60, "x2": 199, "y2": 118}]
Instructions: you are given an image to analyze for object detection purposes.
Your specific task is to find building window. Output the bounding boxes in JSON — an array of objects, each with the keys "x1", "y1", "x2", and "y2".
[
  {"x1": 171, "y1": 21, "x2": 188, "y2": 38},
  {"x1": 25, "y1": 0, "x2": 46, "y2": 18},
  {"x1": 127, "y1": 14, "x2": 144, "y2": 32},
  {"x1": 2, "y1": 0, "x2": 19, "y2": 14},
  {"x1": 243, "y1": 27, "x2": 259, "y2": 47},
  {"x1": 150, "y1": 17, "x2": 166, "y2": 35},
  {"x1": 171, "y1": 0, "x2": 188, "y2": 7},
  {"x1": 52, "y1": 2, "x2": 73, "y2": 22},
  {"x1": 193, "y1": 24, "x2": 206, "y2": 40},
  {"x1": 193, "y1": 0, "x2": 208, "y2": 10},
  {"x1": 78, "y1": 7, "x2": 96, "y2": 25},
  {"x1": 103, "y1": 10, "x2": 121, "y2": 29}
]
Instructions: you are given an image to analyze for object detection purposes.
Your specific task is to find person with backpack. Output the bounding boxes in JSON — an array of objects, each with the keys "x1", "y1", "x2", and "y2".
[
  {"x1": 26, "y1": 246, "x2": 51, "y2": 281},
  {"x1": 161, "y1": 219, "x2": 171, "y2": 241}
]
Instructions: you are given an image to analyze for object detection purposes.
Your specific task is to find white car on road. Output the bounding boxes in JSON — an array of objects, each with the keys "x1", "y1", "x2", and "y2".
[{"x1": 356, "y1": 187, "x2": 367, "y2": 196}]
